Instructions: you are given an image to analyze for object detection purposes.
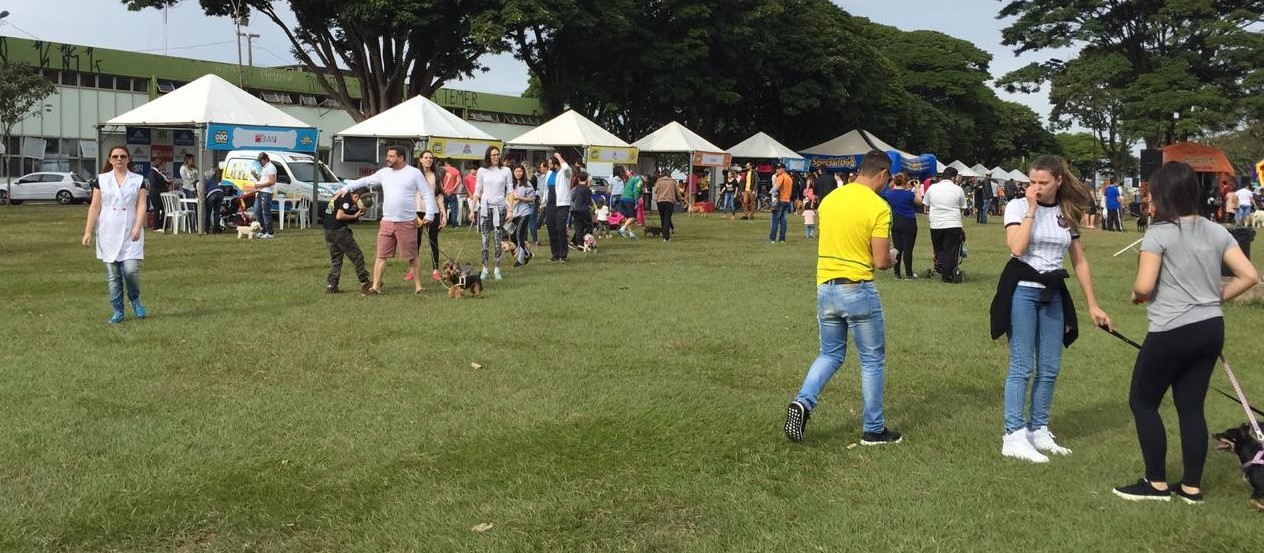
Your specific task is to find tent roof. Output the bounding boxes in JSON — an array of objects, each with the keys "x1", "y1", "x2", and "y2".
[
  {"x1": 728, "y1": 132, "x2": 803, "y2": 159},
  {"x1": 507, "y1": 110, "x2": 630, "y2": 148},
  {"x1": 1008, "y1": 169, "x2": 1030, "y2": 183},
  {"x1": 335, "y1": 94, "x2": 496, "y2": 140},
  {"x1": 971, "y1": 163, "x2": 991, "y2": 175},
  {"x1": 948, "y1": 160, "x2": 980, "y2": 178},
  {"x1": 800, "y1": 129, "x2": 901, "y2": 156},
  {"x1": 631, "y1": 121, "x2": 725, "y2": 153},
  {"x1": 1162, "y1": 141, "x2": 1235, "y2": 174},
  {"x1": 105, "y1": 74, "x2": 310, "y2": 128}
]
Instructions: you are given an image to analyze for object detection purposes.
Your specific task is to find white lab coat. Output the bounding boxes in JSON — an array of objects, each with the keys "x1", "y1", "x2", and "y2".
[{"x1": 95, "y1": 171, "x2": 146, "y2": 263}]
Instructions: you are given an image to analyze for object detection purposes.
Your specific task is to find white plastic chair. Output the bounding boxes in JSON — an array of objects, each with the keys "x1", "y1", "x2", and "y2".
[
  {"x1": 160, "y1": 192, "x2": 195, "y2": 234},
  {"x1": 287, "y1": 197, "x2": 311, "y2": 229}
]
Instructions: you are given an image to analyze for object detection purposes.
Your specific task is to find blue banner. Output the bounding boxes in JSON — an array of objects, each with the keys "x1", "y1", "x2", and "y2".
[
  {"x1": 206, "y1": 124, "x2": 318, "y2": 152},
  {"x1": 887, "y1": 152, "x2": 939, "y2": 180},
  {"x1": 125, "y1": 127, "x2": 151, "y2": 145},
  {"x1": 803, "y1": 154, "x2": 862, "y2": 173}
]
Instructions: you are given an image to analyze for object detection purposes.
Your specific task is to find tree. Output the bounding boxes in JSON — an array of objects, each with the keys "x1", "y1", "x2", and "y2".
[
  {"x1": 0, "y1": 61, "x2": 55, "y2": 206},
  {"x1": 124, "y1": 0, "x2": 509, "y2": 121},
  {"x1": 998, "y1": 0, "x2": 1264, "y2": 148},
  {"x1": 1055, "y1": 132, "x2": 1106, "y2": 178}
]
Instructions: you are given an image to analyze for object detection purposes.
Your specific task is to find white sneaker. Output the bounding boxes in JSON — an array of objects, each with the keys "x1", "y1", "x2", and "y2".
[
  {"x1": 1028, "y1": 426, "x2": 1072, "y2": 456},
  {"x1": 1002, "y1": 429, "x2": 1049, "y2": 463}
]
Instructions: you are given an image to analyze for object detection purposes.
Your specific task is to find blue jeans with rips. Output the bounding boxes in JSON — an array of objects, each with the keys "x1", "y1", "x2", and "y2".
[
  {"x1": 1004, "y1": 285, "x2": 1065, "y2": 433},
  {"x1": 794, "y1": 281, "x2": 888, "y2": 433},
  {"x1": 768, "y1": 201, "x2": 788, "y2": 241}
]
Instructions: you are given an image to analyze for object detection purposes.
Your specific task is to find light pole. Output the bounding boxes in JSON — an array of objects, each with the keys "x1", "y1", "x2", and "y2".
[{"x1": 240, "y1": 33, "x2": 260, "y2": 66}]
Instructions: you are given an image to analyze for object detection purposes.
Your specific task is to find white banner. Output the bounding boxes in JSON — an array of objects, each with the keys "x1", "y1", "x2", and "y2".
[{"x1": 232, "y1": 128, "x2": 300, "y2": 151}]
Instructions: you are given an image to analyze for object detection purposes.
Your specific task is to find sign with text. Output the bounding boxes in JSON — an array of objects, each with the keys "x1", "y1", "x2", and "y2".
[
  {"x1": 205, "y1": 124, "x2": 318, "y2": 152},
  {"x1": 429, "y1": 137, "x2": 502, "y2": 161},
  {"x1": 587, "y1": 146, "x2": 638, "y2": 164},
  {"x1": 691, "y1": 151, "x2": 731, "y2": 167}
]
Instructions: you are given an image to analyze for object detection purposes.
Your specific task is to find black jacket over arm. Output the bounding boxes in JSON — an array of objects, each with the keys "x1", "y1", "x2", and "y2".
[{"x1": 989, "y1": 257, "x2": 1079, "y2": 347}]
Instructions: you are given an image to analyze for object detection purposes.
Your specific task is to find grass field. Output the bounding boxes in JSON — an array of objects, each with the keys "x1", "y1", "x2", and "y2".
[{"x1": 1, "y1": 203, "x2": 1262, "y2": 552}]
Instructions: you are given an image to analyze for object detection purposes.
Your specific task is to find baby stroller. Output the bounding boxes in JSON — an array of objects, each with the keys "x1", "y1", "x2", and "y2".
[{"x1": 221, "y1": 189, "x2": 255, "y2": 229}]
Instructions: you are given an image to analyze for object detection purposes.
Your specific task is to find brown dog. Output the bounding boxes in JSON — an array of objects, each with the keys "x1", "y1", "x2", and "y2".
[
  {"x1": 441, "y1": 261, "x2": 484, "y2": 299},
  {"x1": 687, "y1": 204, "x2": 706, "y2": 216}
]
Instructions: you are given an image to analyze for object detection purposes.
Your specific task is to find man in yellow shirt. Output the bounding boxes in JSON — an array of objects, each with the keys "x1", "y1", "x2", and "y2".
[
  {"x1": 742, "y1": 162, "x2": 756, "y2": 220},
  {"x1": 768, "y1": 164, "x2": 794, "y2": 243},
  {"x1": 785, "y1": 150, "x2": 901, "y2": 445}
]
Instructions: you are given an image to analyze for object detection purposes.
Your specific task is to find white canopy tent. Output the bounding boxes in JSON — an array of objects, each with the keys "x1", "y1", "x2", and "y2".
[
  {"x1": 1007, "y1": 169, "x2": 1031, "y2": 183},
  {"x1": 633, "y1": 121, "x2": 731, "y2": 204},
  {"x1": 948, "y1": 160, "x2": 981, "y2": 178},
  {"x1": 507, "y1": 110, "x2": 637, "y2": 174},
  {"x1": 971, "y1": 163, "x2": 991, "y2": 177},
  {"x1": 99, "y1": 74, "x2": 317, "y2": 233},
  {"x1": 800, "y1": 129, "x2": 900, "y2": 157},
  {"x1": 728, "y1": 132, "x2": 803, "y2": 160},
  {"x1": 331, "y1": 94, "x2": 499, "y2": 176},
  {"x1": 990, "y1": 166, "x2": 1009, "y2": 180}
]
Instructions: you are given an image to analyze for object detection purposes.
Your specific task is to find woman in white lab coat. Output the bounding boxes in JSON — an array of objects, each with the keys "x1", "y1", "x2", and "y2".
[{"x1": 82, "y1": 145, "x2": 148, "y2": 324}]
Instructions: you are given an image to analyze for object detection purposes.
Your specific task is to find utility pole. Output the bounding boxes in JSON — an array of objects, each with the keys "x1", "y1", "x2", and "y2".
[
  {"x1": 240, "y1": 33, "x2": 260, "y2": 66},
  {"x1": 231, "y1": 0, "x2": 245, "y2": 86}
]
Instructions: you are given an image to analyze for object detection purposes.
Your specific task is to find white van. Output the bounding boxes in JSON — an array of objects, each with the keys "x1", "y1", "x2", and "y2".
[{"x1": 220, "y1": 150, "x2": 343, "y2": 203}]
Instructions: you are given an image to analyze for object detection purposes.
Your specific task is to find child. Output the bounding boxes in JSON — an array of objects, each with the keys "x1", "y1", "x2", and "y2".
[
  {"x1": 595, "y1": 198, "x2": 611, "y2": 237},
  {"x1": 323, "y1": 190, "x2": 371, "y2": 294},
  {"x1": 803, "y1": 200, "x2": 817, "y2": 238}
]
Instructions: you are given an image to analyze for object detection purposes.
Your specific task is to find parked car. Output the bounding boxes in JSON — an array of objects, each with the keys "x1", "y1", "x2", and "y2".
[{"x1": 0, "y1": 172, "x2": 92, "y2": 205}]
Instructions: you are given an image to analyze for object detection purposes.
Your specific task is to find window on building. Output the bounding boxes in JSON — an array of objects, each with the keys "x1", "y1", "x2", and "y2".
[
  {"x1": 78, "y1": 73, "x2": 95, "y2": 87},
  {"x1": 299, "y1": 95, "x2": 318, "y2": 107},
  {"x1": 157, "y1": 81, "x2": 177, "y2": 93},
  {"x1": 60, "y1": 72, "x2": 76, "y2": 85},
  {"x1": 97, "y1": 75, "x2": 113, "y2": 89},
  {"x1": 133, "y1": 78, "x2": 148, "y2": 93}
]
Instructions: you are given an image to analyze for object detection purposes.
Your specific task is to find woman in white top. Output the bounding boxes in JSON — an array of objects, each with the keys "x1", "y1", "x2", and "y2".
[
  {"x1": 993, "y1": 154, "x2": 1112, "y2": 463},
  {"x1": 473, "y1": 146, "x2": 513, "y2": 281},
  {"x1": 179, "y1": 153, "x2": 198, "y2": 198},
  {"x1": 82, "y1": 145, "x2": 148, "y2": 324}
]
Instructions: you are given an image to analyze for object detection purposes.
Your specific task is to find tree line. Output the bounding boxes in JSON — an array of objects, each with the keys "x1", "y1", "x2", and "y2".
[{"x1": 121, "y1": 1, "x2": 1264, "y2": 176}]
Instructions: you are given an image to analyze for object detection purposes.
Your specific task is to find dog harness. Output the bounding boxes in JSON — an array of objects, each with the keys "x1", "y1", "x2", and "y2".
[
  {"x1": 1246, "y1": 450, "x2": 1264, "y2": 470},
  {"x1": 1221, "y1": 354, "x2": 1264, "y2": 444}
]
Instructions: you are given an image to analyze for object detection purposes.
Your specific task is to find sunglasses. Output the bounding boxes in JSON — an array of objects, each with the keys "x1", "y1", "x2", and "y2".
[{"x1": 110, "y1": 155, "x2": 130, "y2": 160}]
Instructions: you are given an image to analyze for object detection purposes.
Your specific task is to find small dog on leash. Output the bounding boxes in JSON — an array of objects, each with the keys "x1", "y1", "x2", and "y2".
[
  {"x1": 500, "y1": 239, "x2": 517, "y2": 257},
  {"x1": 236, "y1": 221, "x2": 262, "y2": 239},
  {"x1": 644, "y1": 225, "x2": 662, "y2": 237},
  {"x1": 1249, "y1": 211, "x2": 1264, "y2": 229},
  {"x1": 441, "y1": 261, "x2": 484, "y2": 299},
  {"x1": 581, "y1": 233, "x2": 596, "y2": 252},
  {"x1": 1136, "y1": 213, "x2": 1149, "y2": 232},
  {"x1": 1214, "y1": 424, "x2": 1264, "y2": 511}
]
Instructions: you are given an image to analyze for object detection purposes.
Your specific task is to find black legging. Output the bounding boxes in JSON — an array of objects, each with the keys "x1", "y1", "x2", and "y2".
[
  {"x1": 416, "y1": 218, "x2": 442, "y2": 271},
  {"x1": 1106, "y1": 207, "x2": 1122, "y2": 231},
  {"x1": 512, "y1": 215, "x2": 529, "y2": 262},
  {"x1": 891, "y1": 215, "x2": 917, "y2": 278},
  {"x1": 930, "y1": 227, "x2": 963, "y2": 281},
  {"x1": 658, "y1": 202, "x2": 675, "y2": 241},
  {"x1": 1128, "y1": 317, "x2": 1223, "y2": 487}
]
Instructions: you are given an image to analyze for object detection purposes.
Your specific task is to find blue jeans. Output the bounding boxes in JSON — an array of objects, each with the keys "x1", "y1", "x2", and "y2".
[
  {"x1": 254, "y1": 191, "x2": 274, "y2": 234},
  {"x1": 805, "y1": 224, "x2": 815, "y2": 238},
  {"x1": 719, "y1": 192, "x2": 735, "y2": 215},
  {"x1": 528, "y1": 207, "x2": 540, "y2": 243},
  {"x1": 1236, "y1": 206, "x2": 1251, "y2": 225},
  {"x1": 1004, "y1": 285, "x2": 1065, "y2": 433},
  {"x1": 768, "y1": 201, "x2": 788, "y2": 241},
  {"x1": 976, "y1": 200, "x2": 988, "y2": 224},
  {"x1": 445, "y1": 193, "x2": 460, "y2": 226},
  {"x1": 104, "y1": 259, "x2": 141, "y2": 313},
  {"x1": 794, "y1": 281, "x2": 887, "y2": 433}
]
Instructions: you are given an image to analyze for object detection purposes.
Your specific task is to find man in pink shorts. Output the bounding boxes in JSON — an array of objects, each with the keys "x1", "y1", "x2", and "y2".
[{"x1": 338, "y1": 145, "x2": 437, "y2": 294}]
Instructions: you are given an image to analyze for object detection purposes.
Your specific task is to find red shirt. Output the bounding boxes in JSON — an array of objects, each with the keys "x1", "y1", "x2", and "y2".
[
  {"x1": 443, "y1": 166, "x2": 460, "y2": 195},
  {"x1": 463, "y1": 173, "x2": 476, "y2": 195}
]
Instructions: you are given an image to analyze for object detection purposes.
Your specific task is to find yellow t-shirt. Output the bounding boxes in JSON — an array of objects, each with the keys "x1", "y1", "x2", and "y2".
[{"x1": 816, "y1": 182, "x2": 892, "y2": 284}]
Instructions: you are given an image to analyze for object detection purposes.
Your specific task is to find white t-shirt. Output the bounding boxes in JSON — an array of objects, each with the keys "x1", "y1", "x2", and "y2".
[
  {"x1": 255, "y1": 162, "x2": 277, "y2": 194},
  {"x1": 345, "y1": 165, "x2": 437, "y2": 223},
  {"x1": 1005, "y1": 197, "x2": 1078, "y2": 288},
  {"x1": 596, "y1": 205, "x2": 610, "y2": 222},
  {"x1": 1235, "y1": 188, "x2": 1254, "y2": 208},
  {"x1": 474, "y1": 166, "x2": 513, "y2": 212},
  {"x1": 923, "y1": 180, "x2": 966, "y2": 230}
]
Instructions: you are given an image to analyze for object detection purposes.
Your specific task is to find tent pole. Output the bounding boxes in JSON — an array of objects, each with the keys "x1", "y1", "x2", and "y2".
[{"x1": 196, "y1": 126, "x2": 205, "y2": 234}]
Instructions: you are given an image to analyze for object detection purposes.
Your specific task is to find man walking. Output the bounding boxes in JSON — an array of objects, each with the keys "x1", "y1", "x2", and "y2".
[
  {"x1": 742, "y1": 162, "x2": 757, "y2": 220},
  {"x1": 923, "y1": 167, "x2": 967, "y2": 283},
  {"x1": 768, "y1": 164, "x2": 793, "y2": 243},
  {"x1": 338, "y1": 145, "x2": 437, "y2": 294},
  {"x1": 785, "y1": 150, "x2": 900, "y2": 445}
]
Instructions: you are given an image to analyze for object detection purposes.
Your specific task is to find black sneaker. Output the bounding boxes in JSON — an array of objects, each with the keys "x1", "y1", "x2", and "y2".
[
  {"x1": 1113, "y1": 479, "x2": 1171, "y2": 502},
  {"x1": 513, "y1": 261, "x2": 523, "y2": 268},
  {"x1": 1172, "y1": 484, "x2": 1204, "y2": 505},
  {"x1": 860, "y1": 428, "x2": 903, "y2": 445},
  {"x1": 784, "y1": 401, "x2": 809, "y2": 443}
]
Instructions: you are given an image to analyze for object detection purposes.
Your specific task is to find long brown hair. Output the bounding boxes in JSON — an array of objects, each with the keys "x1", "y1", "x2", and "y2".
[
  {"x1": 1029, "y1": 154, "x2": 1087, "y2": 233},
  {"x1": 101, "y1": 146, "x2": 130, "y2": 173},
  {"x1": 416, "y1": 149, "x2": 440, "y2": 193}
]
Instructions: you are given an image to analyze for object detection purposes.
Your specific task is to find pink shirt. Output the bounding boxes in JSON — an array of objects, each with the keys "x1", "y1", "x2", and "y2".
[{"x1": 803, "y1": 209, "x2": 817, "y2": 225}]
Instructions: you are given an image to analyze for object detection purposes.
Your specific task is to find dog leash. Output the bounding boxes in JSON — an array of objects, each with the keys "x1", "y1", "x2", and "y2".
[{"x1": 1102, "y1": 326, "x2": 1264, "y2": 443}]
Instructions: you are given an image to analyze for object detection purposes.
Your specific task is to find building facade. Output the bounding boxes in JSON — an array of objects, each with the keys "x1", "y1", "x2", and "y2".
[{"x1": 0, "y1": 36, "x2": 542, "y2": 179}]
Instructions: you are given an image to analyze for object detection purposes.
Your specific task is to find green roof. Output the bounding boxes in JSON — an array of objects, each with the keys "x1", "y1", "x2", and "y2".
[{"x1": 0, "y1": 36, "x2": 540, "y2": 115}]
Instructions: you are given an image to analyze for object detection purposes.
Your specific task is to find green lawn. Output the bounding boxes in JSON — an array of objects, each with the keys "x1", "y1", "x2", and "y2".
[{"x1": 1, "y1": 204, "x2": 1262, "y2": 552}]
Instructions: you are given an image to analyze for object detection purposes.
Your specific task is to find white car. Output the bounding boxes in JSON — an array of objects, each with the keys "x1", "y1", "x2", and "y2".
[{"x1": 1, "y1": 172, "x2": 92, "y2": 205}]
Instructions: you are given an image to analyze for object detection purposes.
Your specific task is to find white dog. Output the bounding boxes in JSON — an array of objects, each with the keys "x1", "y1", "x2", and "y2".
[
  {"x1": 1249, "y1": 211, "x2": 1264, "y2": 229},
  {"x1": 237, "y1": 221, "x2": 262, "y2": 239}
]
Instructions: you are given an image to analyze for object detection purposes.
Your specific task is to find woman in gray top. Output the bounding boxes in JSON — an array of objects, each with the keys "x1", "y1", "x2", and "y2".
[{"x1": 1113, "y1": 161, "x2": 1258, "y2": 504}]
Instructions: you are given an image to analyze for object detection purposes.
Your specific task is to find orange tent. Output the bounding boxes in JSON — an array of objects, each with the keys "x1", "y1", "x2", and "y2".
[{"x1": 1161, "y1": 141, "x2": 1235, "y2": 174}]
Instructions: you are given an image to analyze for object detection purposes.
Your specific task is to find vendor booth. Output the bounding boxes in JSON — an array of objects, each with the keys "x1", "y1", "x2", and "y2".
[
  {"x1": 800, "y1": 129, "x2": 938, "y2": 179},
  {"x1": 632, "y1": 121, "x2": 730, "y2": 207},
  {"x1": 1007, "y1": 169, "x2": 1030, "y2": 183},
  {"x1": 1162, "y1": 141, "x2": 1235, "y2": 185},
  {"x1": 98, "y1": 74, "x2": 318, "y2": 234},
  {"x1": 330, "y1": 94, "x2": 500, "y2": 179},
  {"x1": 727, "y1": 132, "x2": 803, "y2": 198},
  {"x1": 507, "y1": 110, "x2": 637, "y2": 180},
  {"x1": 948, "y1": 160, "x2": 981, "y2": 178}
]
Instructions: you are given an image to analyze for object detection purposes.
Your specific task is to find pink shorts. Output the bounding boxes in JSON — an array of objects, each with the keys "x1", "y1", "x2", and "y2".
[{"x1": 376, "y1": 220, "x2": 418, "y2": 260}]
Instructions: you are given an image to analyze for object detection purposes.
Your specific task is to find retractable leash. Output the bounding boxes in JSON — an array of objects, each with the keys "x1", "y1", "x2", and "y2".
[{"x1": 1100, "y1": 325, "x2": 1264, "y2": 444}]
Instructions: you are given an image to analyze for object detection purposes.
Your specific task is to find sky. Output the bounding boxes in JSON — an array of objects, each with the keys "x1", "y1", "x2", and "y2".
[{"x1": 1, "y1": 0, "x2": 1076, "y2": 123}]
